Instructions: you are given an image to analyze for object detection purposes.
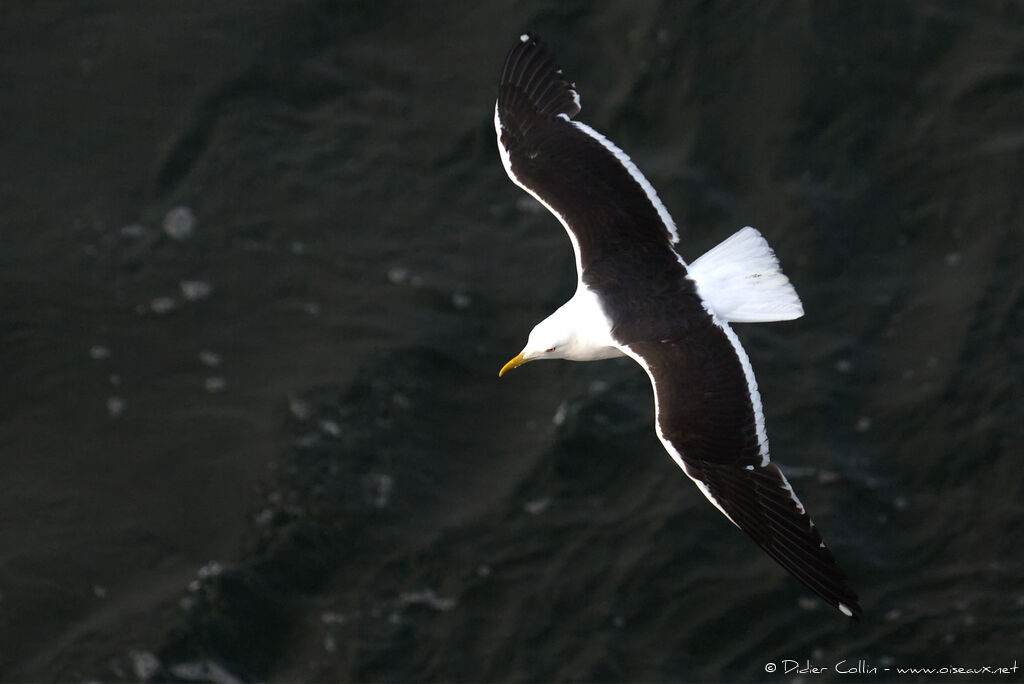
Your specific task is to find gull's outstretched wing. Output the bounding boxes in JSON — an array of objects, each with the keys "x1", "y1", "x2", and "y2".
[
  {"x1": 495, "y1": 33, "x2": 681, "y2": 277},
  {"x1": 622, "y1": 330, "x2": 862, "y2": 617}
]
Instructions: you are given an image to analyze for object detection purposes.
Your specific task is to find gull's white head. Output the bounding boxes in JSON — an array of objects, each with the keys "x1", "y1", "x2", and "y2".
[
  {"x1": 498, "y1": 292, "x2": 622, "y2": 377},
  {"x1": 499, "y1": 315, "x2": 571, "y2": 377}
]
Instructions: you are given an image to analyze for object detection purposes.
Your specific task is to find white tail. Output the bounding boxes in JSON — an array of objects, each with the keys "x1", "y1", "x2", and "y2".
[{"x1": 688, "y1": 227, "x2": 804, "y2": 323}]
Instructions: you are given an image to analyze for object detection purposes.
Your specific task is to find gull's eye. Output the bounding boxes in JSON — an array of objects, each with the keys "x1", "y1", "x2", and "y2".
[{"x1": 545, "y1": 346, "x2": 556, "y2": 353}]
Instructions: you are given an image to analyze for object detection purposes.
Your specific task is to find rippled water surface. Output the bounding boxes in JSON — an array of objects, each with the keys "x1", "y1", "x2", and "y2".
[{"x1": 1, "y1": 2, "x2": 1022, "y2": 682}]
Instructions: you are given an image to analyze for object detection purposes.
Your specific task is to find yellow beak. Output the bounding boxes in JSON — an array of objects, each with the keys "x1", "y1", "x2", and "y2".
[{"x1": 499, "y1": 352, "x2": 528, "y2": 377}]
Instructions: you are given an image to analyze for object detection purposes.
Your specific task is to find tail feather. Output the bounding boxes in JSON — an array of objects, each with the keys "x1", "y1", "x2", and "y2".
[{"x1": 688, "y1": 227, "x2": 804, "y2": 323}]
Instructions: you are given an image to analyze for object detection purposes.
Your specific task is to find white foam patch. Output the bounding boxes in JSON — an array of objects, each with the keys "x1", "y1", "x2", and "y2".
[
  {"x1": 495, "y1": 102, "x2": 585, "y2": 280},
  {"x1": 520, "y1": 33, "x2": 530, "y2": 43},
  {"x1": 570, "y1": 121, "x2": 681, "y2": 249},
  {"x1": 688, "y1": 227, "x2": 804, "y2": 323}
]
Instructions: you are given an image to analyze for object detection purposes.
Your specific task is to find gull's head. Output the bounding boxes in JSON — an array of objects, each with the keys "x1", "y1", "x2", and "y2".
[{"x1": 499, "y1": 317, "x2": 570, "y2": 377}]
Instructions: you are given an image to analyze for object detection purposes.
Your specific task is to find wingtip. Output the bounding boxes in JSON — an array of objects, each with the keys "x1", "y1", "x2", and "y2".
[
  {"x1": 499, "y1": 32, "x2": 581, "y2": 121},
  {"x1": 838, "y1": 600, "x2": 863, "y2": 619}
]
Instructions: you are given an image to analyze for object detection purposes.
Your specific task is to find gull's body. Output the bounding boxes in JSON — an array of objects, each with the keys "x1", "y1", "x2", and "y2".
[{"x1": 495, "y1": 33, "x2": 860, "y2": 616}]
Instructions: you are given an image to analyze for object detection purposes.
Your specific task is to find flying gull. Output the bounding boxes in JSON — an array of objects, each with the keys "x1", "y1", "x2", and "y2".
[{"x1": 495, "y1": 33, "x2": 860, "y2": 617}]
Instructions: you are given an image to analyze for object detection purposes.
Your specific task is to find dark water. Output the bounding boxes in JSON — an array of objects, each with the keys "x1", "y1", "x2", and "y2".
[{"x1": 1, "y1": 2, "x2": 1022, "y2": 682}]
